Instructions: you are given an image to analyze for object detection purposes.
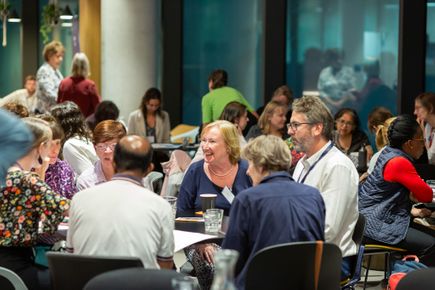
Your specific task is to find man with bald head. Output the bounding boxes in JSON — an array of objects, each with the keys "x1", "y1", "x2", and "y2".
[{"x1": 67, "y1": 135, "x2": 175, "y2": 269}]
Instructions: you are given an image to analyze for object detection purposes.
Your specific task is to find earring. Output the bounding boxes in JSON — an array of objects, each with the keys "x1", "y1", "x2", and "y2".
[{"x1": 38, "y1": 155, "x2": 43, "y2": 165}]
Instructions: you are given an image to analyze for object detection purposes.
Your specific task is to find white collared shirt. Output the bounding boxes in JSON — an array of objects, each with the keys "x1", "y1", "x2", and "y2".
[{"x1": 293, "y1": 141, "x2": 359, "y2": 257}]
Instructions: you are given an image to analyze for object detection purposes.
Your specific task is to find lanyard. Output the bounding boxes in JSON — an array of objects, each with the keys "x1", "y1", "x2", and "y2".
[{"x1": 297, "y1": 142, "x2": 334, "y2": 184}]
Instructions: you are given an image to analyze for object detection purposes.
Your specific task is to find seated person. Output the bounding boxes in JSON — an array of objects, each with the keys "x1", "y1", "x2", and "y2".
[
  {"x1": 246, "y1": 101, "x2": 288, "y2": 141},
  {"x1": 177, "y1": 120, "x2": 252, "y2": 289},
  {"x1": 191, "y1": 102, "x2": 249, "y2": 165},
  {"x1": 67, "y1": 135, "x2": 174, "y2": 269},
  {"x1": 222, "y1": 135, "x2": 325, "y2": 290},
  {"x1": 37, "y1": 114, "x2": 78, "y2": 199},
  {"x1": 86, "y1": 100, "x2": 120, "y2": 131},
  {"x1": 51, "y1": 101, "x2": 98, "y2": 175},
  {"x1": 359, "y1": 115, "x2": 435, "y2": 265},
  {"x1": 256, "y1": 85, "x2": 293, "y2": 123},
  {"x1": 0, "y1": 118, "x2": 69, "y2": 290},
  {"x1": 333, "y1": 108, "x2": 373, "y2": 170},
  {"x1": 128, "y1": 88, "x2": 171, "y2": 143},
  {"x1": 1, "y1": 102, "x2": 30, "y2": 118},
  {"x1": 77, "y1": 120, "x2": 127, "y2": 190},
  {"x1": 0, "y1": 75, "x2": 37, "y2": 113}
]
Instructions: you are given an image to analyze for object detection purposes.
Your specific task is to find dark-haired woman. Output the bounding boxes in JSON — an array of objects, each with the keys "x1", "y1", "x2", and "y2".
[
  {"x1": 51, "y1": 101, "x2": 98, "y2": 175},
  {"x1": 414, "y1": 92, "x2": 435, "y2": 164},
  {"x1": 359, "y1": 115, "x2": 434, "y2": 264},
  {"x1": 333, "y1": 108, "x2": 373, "y2": 167},
  {"x1": 127, "y1": 88, "x2": 171, "y2": 143}
]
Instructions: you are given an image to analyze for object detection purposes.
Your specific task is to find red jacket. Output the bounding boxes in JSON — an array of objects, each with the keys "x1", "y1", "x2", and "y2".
[{"x1": 58, "y1": 76, "x2": 101, "y2": 117}]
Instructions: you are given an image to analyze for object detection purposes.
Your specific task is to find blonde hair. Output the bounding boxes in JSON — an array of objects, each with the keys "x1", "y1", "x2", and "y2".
[
  {"x1": 258, "y1": 101, "x2": 286, "y2": 134},
  {"x1": 71, "y1": 52, "x2": 90, "y2": 78},
  {"x1": 242, "y1": 135, "x2": 291, "y2": 172},
  {"x1": 201, "y1": 120, "x2": 240, "y2": 164},
  {"x1": 43, "y1": 40, "x2": 64, "y2": 62},
  {"x1": 375, "y1": 117, "x2": 397, "y2": 150},
  {"x1": 22, "y1": 117, "x2": 52, "y2": 149}
]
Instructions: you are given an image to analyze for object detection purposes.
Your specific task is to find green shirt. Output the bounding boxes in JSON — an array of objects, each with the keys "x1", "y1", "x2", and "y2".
[{"x1": 201, "y1": 86, "x2": 254, "y2": 123}]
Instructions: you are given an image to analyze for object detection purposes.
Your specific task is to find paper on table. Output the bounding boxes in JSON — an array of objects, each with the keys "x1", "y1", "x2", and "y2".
[{"x1": 174, "y1": 230, "x2": 217, "y2": 252}]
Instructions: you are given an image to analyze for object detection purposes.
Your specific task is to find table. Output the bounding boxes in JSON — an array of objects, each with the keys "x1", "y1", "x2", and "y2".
[{"x1": 175, "y1": 216, "x2": 229, "y2": 240}]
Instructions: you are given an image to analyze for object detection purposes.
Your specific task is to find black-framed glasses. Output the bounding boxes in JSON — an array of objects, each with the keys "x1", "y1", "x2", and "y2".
[{"x1": 287, "y1": 122, "x2": 314, "y2": 131}]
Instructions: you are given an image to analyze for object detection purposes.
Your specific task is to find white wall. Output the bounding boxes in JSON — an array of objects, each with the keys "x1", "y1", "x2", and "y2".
[{"x1": 101, "y1": 0, "x2": 159, "y2": 122}]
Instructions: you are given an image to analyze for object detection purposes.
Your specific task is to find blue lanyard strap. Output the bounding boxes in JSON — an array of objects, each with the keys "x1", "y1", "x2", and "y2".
[{"x1": 298, "y1": 142, "x2": 334, "y2": 184}]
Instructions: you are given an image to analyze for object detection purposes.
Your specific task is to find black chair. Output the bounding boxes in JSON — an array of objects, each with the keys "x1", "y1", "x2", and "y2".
[
  {"x1": 396, "y1": 267, "x2": 435, "y2": 290},
  {"x1": 84, "y1": 268, "x2": 187, "y2": 290},
  {"x1": 46, "y1": 252, "x2": 143, "y2": 290},
  {"x1": 341, "y1": 213, "x2": 366, "y2": 289},
  {"x1": 245, "y1": 241, "x2": 342, "y2": 290}
]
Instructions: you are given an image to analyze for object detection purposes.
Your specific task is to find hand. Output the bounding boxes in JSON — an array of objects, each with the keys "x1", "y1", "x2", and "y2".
[
  {"x1": 196, "y1": 243, "x2": 217, "y2": 264},
  {"x1": 411, "y1": 207, "x2": 432, "y2": 218},
  {"x1": 416, "y1": 117, "x2": 425, "y2": 132},
  {"x1": 34, "y1": 157, "x2": 51, "y2": 181}
]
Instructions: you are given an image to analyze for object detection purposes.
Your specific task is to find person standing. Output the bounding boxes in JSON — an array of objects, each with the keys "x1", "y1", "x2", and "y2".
[
  {"x1": 0, "y1": 75, "x2": 38, "y2": 113},
  {"x1": 67, "y1": 135, "x2": 174, "y2": 269},
  {"x1": 288, "y1": 95, "x2": 359, "y2": 279},
  {"x1": 36, "y1": 41, "x2": 64, "y2": 113},
  {"x1": 201, "y1": 69, "x2": 258, "y2": 126},
  {"x1": 58, "y1": 52, "x2": 101, "y2": 118}
]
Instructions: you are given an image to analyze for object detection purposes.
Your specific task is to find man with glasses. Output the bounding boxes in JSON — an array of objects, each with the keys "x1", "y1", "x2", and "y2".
[{"x1": 287, "y1": 95, "x2": 359, "y2": 279}]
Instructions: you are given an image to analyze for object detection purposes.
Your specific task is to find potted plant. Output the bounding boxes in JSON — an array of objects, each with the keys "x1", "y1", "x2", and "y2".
[
  {"x1": 0, "y1": 0, "x2": 10, "y2": 47},
  {"x1": 40, "y1": 2, "x2": 61, "y2": 44}
]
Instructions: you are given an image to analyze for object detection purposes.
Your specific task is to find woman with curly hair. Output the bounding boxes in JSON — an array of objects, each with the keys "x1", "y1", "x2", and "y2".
[{"x1": 51, "y1": 101, "x2": 97, "y2": 175}]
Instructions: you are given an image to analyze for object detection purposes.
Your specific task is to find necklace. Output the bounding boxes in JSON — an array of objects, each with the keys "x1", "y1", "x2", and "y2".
[{"x1": 208, "y1": 164, "x2": 236, "y2": 178}]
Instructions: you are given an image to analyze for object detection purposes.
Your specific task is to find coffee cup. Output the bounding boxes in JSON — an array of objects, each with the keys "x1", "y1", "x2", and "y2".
[{"x1": 200, "y1": 193, "x2": 217, "y2": 212}]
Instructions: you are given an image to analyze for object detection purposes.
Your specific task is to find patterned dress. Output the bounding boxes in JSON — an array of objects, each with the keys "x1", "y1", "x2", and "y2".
[
  {"x1": 45, "y1": 159, "x2": 78, "y2": 199},
  {"x1": 0, "y1": 170, "x2": 69, "y2": 247}
]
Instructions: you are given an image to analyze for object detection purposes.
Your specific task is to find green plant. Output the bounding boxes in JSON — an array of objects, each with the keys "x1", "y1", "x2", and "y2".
[{"x1": 40, "y1": 3, "x2": 61, "y2": 44}]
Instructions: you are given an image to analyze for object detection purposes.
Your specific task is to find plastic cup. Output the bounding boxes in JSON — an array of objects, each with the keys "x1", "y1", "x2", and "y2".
[
  {"x1": 171, "y1": 276, "x2": 198, "y2": 290},
  {"x1": 204, "y1": 208, "x2": 223, "y2": 234},
  {"x1": 163, "y1": 196, "x2": 177, "y2": 220},
  {"x1": 200, "y1": 193, "x2": 217, "y2": 212}
]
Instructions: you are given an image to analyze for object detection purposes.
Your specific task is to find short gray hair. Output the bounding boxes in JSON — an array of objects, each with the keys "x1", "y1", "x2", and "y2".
[
  {"x1": 292, "y1": 96, "x2": 334, "y2": 140},
  {"x1": 242, "y1": 135, "x2": 291, "y2": 172},
  {"x1": 71, "y1": 52, "x2": 90, "y2": 78}
]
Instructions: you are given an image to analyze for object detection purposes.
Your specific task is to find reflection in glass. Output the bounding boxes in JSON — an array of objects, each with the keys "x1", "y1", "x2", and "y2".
[
  {"x1": 427, "y1": 1, "x2": 435, "y2": 91},
  {"x1": 286, "y1": 0, "x2": 399, "y2": 148}
]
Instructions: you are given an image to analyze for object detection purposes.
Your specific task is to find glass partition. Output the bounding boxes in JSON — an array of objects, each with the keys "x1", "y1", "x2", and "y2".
[
  {"x1": 182, "y1": 0, "x2": 264, "y2": 125},
  {"x1": 286, "y1": 0, "x2": 399, "y2": 145}
]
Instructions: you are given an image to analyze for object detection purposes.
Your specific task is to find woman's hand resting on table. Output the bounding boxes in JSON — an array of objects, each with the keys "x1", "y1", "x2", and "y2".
[{"x1": 196, "y1": 243, "x2": 217, "y2": 264}]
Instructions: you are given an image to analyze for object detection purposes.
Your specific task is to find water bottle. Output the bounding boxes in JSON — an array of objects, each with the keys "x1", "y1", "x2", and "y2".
[
  {"x1": 358, "y1": 144, "x2": 367, "y2": 173},
  {"x1": 211, "y1": 249, "x2": 239, "y2": 290}
]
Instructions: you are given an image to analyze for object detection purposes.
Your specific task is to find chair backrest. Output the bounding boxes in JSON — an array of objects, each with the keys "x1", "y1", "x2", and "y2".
[
  {"x1": 46, "y1": 252, "x2": 143, "y2": 290},
  {"x1": 353, "y1": 213, "x2": 366, "y2": 247},
  {"x1": 84, "y1": 268, "x2": 187, "y2": 290},
  {"x1": 245, "y1": 241, "x2": 342, "y2": 290},
  {"x1": 396, "y1": 268, "x2": 435, "y2": 290},
  {"x1": 0, "y1": 266, "x2": 28, "y2": 290}
]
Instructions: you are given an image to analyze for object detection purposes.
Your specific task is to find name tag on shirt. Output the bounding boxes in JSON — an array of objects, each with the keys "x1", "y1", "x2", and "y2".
[{"x1": 222, "y1": 186, "x2": 235, "y2": 204}]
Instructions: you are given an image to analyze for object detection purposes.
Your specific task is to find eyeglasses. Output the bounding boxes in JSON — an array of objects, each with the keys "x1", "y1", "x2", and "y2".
[
  {"x1": 287, "y1": 122, "x2": 315, "y2": 131},
  {"x1": 336, "y1": 119, "x2": 354, "y2": 127},
  {"x1": 95, "y1": 143, "x2": 117, "y2": 151},
  {"x1": 411, "y1": 138, "x2": 425, "y2": 142}
]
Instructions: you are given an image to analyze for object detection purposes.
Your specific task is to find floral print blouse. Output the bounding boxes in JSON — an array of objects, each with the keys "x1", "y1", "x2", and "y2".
[
  {"x1": 45, "y1": 158, "x2": 78, "y2": 199},
  {"x1": 0, "y1": 170, "x2": 69, "y2": 247}
]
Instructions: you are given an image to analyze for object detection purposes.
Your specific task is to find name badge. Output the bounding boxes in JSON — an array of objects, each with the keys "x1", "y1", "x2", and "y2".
[{"x1": 221, "y1": 186, "x2": 235, "y2": 204}]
